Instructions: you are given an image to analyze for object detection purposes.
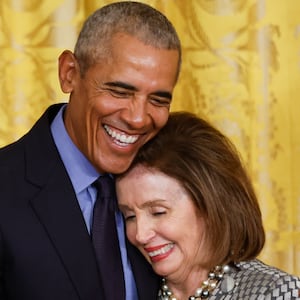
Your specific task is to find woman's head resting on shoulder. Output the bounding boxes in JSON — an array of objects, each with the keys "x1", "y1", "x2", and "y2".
[{"x1": 116, "y1": 111, "x2": 265, "y2": 278}]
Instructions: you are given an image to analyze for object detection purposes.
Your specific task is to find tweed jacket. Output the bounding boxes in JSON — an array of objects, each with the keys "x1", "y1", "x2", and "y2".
[{"x1": 209, "y1": 259, "x2": 300, "y2": 299}]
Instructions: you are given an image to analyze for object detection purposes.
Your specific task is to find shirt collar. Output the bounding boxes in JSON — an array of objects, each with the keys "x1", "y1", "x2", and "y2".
[{"x1": 50, "y1": 105, "x2": 99, "y2": 193}]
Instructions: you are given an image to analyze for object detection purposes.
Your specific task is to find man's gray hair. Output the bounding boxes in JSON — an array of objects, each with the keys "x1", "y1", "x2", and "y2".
[{"x1": 74, "y1": 1, "x2": 181, "y2": 75}]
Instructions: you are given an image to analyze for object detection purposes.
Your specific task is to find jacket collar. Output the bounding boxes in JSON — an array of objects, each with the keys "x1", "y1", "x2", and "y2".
[{"x1": 25, "y1": 104, "x2": 104, "y2": 298}]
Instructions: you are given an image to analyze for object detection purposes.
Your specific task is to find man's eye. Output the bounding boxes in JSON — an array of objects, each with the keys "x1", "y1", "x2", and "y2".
[
  {"x1": 149, "y1": 97, "x2": 171, "y2": 107},
  {"x1": 108, "y1": 89, "x2": 131, "y2": 98}
]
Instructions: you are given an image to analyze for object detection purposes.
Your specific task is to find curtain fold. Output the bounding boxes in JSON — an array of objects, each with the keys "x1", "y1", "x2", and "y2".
[{"x1": 0, "y1": 0, "x2": 299, "y2": 275}]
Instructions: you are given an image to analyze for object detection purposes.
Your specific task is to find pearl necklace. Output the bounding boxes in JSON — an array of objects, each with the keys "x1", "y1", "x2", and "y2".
[{"x1": 158, "y1": 265, "x2": 231, "y2": 300}]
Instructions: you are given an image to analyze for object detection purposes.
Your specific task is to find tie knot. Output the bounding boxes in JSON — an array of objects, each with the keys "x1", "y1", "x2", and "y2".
[{"x1": 93, "y1": 175, "x2": 116, "y2": 201}]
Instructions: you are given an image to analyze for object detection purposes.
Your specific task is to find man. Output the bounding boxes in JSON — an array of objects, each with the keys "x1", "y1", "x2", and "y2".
[{"x1": 0, "y1": 2, "x2": 181, "y2": 299}]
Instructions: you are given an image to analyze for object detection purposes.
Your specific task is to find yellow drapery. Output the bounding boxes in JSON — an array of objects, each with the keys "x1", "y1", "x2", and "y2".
[{"x1": 0, "y1": 0, "x2": 299, "y2": 275}]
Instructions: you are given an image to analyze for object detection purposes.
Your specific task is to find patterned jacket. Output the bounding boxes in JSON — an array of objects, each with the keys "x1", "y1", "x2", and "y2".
[{"x1": 209, "y1": 259, "x2": 300, "y2": 299}]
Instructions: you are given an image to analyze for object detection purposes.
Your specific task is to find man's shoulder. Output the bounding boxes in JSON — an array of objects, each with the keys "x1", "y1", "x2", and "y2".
[
  {"x1": 0, "y1": 103, "x2": 66, "y2": 182},
  {"x1": 0, "y1": 103, "x2": 65, "y2": 155}
]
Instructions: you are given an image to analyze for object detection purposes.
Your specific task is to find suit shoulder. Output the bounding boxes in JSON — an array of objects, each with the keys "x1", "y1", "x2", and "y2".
[{"x1": 0, "y1": 104, "x2": 64, "y2": 164}]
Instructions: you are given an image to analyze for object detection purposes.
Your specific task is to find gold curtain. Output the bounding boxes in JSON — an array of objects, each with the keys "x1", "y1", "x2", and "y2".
[{"x1": 0, "y1": 0, "x2": 299, "y2": 275}]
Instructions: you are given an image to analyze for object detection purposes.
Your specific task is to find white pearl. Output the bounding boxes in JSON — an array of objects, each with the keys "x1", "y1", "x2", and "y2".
[
  {"x1": 195, "y1": 287, "x2": 203, "y2": 297},
  {"x1": 159, "y1": 264, "x2": 231, "y2": 299},
  {"x1": 223, "y1": 265, "x2": 231, "y2": 273}
]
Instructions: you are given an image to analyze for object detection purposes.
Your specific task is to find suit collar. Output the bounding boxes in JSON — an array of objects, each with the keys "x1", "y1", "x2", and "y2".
[
  {"x1": 50, "y1": 104, "x2": 99, "y2": 194},
  {"x1": 25, "y1": 104, "x2": 103, "y2": 298},
  {"x1": 25, "y1": 104, "x2": 64, "y2": 187}
]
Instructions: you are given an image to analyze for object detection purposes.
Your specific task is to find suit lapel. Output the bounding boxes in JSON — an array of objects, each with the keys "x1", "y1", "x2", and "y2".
[
  {"x1": 25, "y1": 105, "x2": 103, "y2": 299},
  {"x1": 30, "y1": 170, "x2": 103, "y2": 299}
]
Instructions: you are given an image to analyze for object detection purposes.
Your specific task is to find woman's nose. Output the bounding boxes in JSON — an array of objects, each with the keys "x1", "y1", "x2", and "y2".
[{"x1": 135, "y1": 217, "x2": 155, "y2": 244}]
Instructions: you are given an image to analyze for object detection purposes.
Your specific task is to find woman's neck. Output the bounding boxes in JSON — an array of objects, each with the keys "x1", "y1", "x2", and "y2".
[
  {"x1": 160, "y1": 265, "x2": 231, "y2": 299},
  {"x1": 165, "y1": 268, "x2": 209, "y2": 299}
]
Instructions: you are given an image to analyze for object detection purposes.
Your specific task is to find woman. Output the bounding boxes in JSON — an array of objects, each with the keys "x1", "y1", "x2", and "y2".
[{"x1": 116, "y1": 111, "x2": 300, "y2": 299}]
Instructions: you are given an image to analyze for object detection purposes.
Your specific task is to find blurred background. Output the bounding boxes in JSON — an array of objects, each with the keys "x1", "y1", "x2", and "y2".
[{"x1": 0, "y1": 0, "x2": 299, "y2": 275}]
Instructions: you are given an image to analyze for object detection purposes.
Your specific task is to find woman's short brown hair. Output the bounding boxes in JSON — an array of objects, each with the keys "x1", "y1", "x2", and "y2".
[{"x1": 121, "y1": 111, "x2": 265, "y2": 268}]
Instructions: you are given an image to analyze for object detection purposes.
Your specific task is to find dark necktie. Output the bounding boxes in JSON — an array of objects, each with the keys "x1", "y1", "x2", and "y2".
[{"x1": 91, "y1": 175, "x2": 125, "y2": 299}]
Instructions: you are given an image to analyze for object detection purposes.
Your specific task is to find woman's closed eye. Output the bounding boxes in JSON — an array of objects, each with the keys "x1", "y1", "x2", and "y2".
[
  {"x1": 121, "y1": 210, "x2": 136, "y2": 222},
  {"x1": 150, "y1": 207, "x2": 167, "y2": 217},
  {"x1": 124, "y1": 215, "x2": 135, "y2": 222}
]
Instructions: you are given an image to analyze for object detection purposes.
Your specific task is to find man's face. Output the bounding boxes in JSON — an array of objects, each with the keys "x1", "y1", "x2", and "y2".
[{"x1": 59, "y1": 33, "x2": 179, "y2": 174}]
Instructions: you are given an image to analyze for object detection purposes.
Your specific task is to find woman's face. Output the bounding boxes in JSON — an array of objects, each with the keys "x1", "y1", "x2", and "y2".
[{"x1": 116, "y1": 165, "x2": 208, "y2": 281}]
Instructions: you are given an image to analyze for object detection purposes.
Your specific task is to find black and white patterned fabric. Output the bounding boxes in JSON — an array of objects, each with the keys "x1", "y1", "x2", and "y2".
[
  {"x1": 209, "y1": 259, "x2": 300, "y2": 299},
  {"x1": 157, "y1": 259, "x2": 300, "y2": 299}
]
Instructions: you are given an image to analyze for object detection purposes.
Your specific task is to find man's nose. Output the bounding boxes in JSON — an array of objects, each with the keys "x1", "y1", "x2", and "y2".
[{"x1": 121, "y1": 97, "x2": 150, "y2": 130}]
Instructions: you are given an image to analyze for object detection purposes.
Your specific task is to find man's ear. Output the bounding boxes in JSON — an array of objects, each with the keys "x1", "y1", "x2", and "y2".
[{"x1": 58, "y1": 50, "x2": 79, "y2": 93}]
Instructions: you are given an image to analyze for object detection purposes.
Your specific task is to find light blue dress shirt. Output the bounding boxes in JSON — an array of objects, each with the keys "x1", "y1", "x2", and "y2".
[{"x1": 50, "y1": 105, "x2": 138, "y2": 300}]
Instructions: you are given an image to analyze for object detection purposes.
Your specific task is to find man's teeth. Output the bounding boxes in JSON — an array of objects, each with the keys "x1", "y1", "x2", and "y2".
[
  {"x1": 148, "y1": 244, "x2": 174, "y2": 257},
  {"x1": 104, "y1": 125, "x2": 138, "y2": 144}
]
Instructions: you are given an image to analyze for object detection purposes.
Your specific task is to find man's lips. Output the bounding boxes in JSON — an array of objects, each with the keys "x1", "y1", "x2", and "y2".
[{"x1": 104, "y1": 124, "x2": 139, "y2": 145}]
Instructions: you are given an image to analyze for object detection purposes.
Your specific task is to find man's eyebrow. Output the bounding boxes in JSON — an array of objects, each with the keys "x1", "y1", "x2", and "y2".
[
  {"x1": 104, "y1": 81, "x2": 137, "y2": 91},
  {"x1": 104, "y1": 81, "x2": 172, "y2": 100}
]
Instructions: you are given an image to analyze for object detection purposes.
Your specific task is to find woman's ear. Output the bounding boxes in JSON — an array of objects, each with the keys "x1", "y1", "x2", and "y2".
[{"x1": 58, "y1": 50, "x2": 79, "y2": 93}]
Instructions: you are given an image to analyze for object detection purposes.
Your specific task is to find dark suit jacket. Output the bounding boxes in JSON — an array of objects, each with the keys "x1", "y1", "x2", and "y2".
[{"x1": 0, "y1": 104, "x2": 159, "y2": 300}]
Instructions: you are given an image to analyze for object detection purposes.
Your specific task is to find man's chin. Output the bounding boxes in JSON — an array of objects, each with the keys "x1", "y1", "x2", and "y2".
[{"x1": 105, "y1": 159, "x2": 135, "y2": 175}]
